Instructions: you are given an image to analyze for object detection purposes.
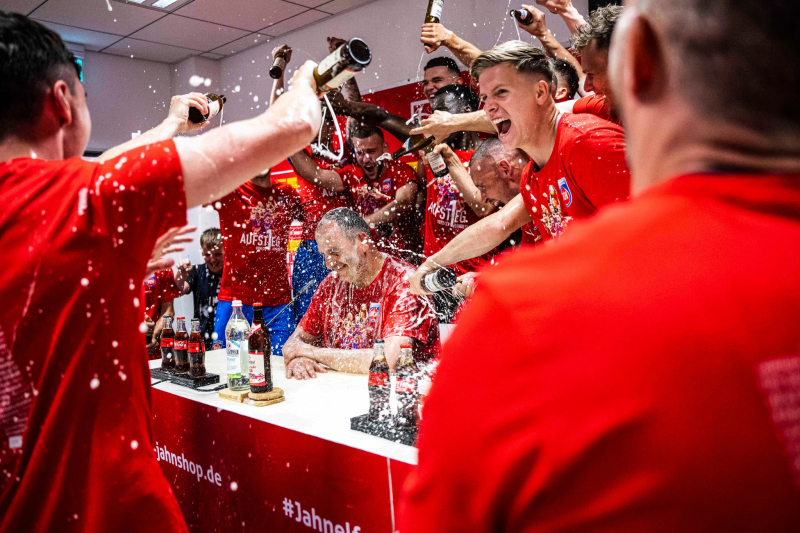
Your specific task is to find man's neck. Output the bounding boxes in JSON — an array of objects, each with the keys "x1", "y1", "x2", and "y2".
[
  {"x1": 352, "y1": 250, "x2": 386, "y2": 288},
  {"x1": 0, "y1": 136, "x2": 64, "y2": 163},
  {"x1": 629, "y1": 105, "x2": 800, "y2": 195},
  {"x1": 521, "y1": 105, "x2": 560, "y2": 169},
  {"x1": 445, "y1": 131, "x2": 481, "y2": 152}
]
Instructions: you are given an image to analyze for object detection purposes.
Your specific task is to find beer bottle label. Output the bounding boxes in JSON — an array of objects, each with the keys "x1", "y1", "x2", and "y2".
[
  {"x1": 368, "y1": 372, "x2": 388, "y2": 387},
  {"x1": 430, "y1": 0, "x2": 443, "y2": 19},
  {"x1": 248, "y1": 350, "x2": 266, "y2": 386},
  {"x1": 174, "y1": 339, "x2": 188, "y2": 350},
  {"x1": 226, "y1": 343, "x2": 241, "y2": 378},
  {"x1": 324, "y1": 68, "x2": 356, "y2": 91},
  {"x1": 160, "y1": 337, "x2": 174, "y2": 348},
  {"x1": 250, "y1": 324, "x2": 261, "y2": 335},
  {"x1": 189, "y1": 342, "x2": 202, "y2": 353},
  {"x1": 428, "y1": 151, "x2": 447, "y2": 174},
  {"x1": 395, "y1": 378, "x2": 415, "y2": 394},
  {"x1": 316, "y1": 49, "x2": 341, "y2": 77}
]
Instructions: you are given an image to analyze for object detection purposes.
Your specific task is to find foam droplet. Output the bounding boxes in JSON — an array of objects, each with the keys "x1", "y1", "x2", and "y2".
[{"x1": 90, "y1": 378, "x2": 100, "y2": 389}]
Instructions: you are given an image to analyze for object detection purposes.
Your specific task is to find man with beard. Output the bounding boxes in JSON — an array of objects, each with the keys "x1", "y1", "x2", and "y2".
[{"x1": 282, "y1": 208, "x2": 439, "y2": 379}]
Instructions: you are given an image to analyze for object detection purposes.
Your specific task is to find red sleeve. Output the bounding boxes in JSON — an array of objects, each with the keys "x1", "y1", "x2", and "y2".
[
  {"x1": 156, "y1": 269, "x2": 180, "y2": 302},
  {"x1": 298, "y1": 277, "x2": 329, "y2": 338},
  {"x1": 573, "y1": 94, "x2": 611, "y2": 121},
  {"x1": 390, "y1": 161, "x2": 418, "y2": 189},
  {"x1": 91, "y1": 140, "x2": 187, "y2": 264},
  {"x1": 568, "y1": 129, "x2": 631, "y2": 208}
]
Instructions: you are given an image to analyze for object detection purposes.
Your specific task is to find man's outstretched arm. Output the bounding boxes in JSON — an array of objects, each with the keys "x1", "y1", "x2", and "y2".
[
  {"x1": 289, "y1": 148, "x2": 346, "y2": 192},
  {"x1": 177, "y1": 62, "x2": 321, "y2": 208},
  {"x1": 420, "y1": 23, "x2": 483, "y2": 68},
  {"x1": 409, "y1": 194, "x2": 532, "y2": 294},
  {"x1": 410, "y1": 110, "x2": 497, "y2": 144}
]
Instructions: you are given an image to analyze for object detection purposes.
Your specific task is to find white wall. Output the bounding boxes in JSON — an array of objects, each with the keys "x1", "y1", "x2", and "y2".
[
  {"x1": 219, "y1": 0, "x2": 588, "y2": 124},
  {"x1": 84, "y1": 51, "x2": 172, "y2": 152}
]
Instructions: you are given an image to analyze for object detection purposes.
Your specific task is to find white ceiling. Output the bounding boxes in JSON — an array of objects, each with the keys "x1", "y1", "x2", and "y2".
[{"x1": 1, "y1": 0, "x2": 376, "y2": 63}]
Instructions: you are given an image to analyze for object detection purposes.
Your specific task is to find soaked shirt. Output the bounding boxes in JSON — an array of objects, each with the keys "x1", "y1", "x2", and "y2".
[
  {"x1": 294, "y1": 148, "x2": 352, "y2": 241},
  {"x1": 0, "y1": 141, "x2": 188, "y2": 533},
  {"x1": 519, "y1": 113, "x2": 630, "y2": 245},
  {"x1": 215, "y1": 181, "x2": 301, "y2": 307},
  {"x1": 336, "y1": 160, "x2": 419, "y2": 260},
  {"x1": 572, "y1": 93, "x2": 620, "y2": 125},
  {"x1": 300, "y1": 255, "x2": 440, "y2": 363}
]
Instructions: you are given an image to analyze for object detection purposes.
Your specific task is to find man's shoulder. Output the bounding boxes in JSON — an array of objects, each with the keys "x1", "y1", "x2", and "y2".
[{"x1": 386, "y1": 159, "x2": 416, "y2": 178}]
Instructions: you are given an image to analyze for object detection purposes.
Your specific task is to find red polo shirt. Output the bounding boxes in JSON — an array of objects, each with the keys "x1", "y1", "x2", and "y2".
[{"x1": 401, "y1": 173, "x2": 800, "y2": 532}]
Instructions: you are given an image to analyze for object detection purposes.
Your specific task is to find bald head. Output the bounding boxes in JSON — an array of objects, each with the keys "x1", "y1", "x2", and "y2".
[{"x1": 470, "y1": 137, "x2": 530, "y2": 206}]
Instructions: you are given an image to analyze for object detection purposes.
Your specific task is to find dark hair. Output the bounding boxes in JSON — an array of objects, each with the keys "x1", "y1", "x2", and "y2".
[
  {"x1": 432, "y1": 84, "x2": 480, "y2": 112},
  {"x1": 317, "y1": 207, "x2": 370, "y2": 241},
  {"x1": 550, "y1": 58, "x2": 579, "y2": 99},
  {"x1": 572, "y1": 5, "x2": 624, "y2": 51},
  {"x1": 349, "y1": 124, "x2": 384, "y2": 142},
  {"x1": 471, "y1": 41, "x2": 556, "y2": 95},
  {"x1": 0, "y1": 12, "x2": 82, "y2": 142},
  {"x1": 640, "y1": 0, "x2": 800, "y2": 140},
  {"x1": 424, "y1": 56, "x2": 461, "y2": 77},
  {"x1": 200, "y1": 228, "x2": 222, "y2": 249}
]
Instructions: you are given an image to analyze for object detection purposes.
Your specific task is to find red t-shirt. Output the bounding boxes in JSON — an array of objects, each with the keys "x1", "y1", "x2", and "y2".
[
  {"x1": 294, "y1": 148, "x2": 352, "y2": 241},
  {"x1": 143, "y1": 269, "x2": 180, "y2": 321},
  {"x1": 215, "y1": 181, "x2": 301, "y2": 307},
  {"x1": 0, "y1": 142, "x2": 188, "y2": 533},
  {"x1": 422, "y1": 149, "x2": 491, "y2": 276},
  {"x1": 299, "y1": 255, "x2": 439, "y2": 362},
  {"x1": 572, "y1": 93, "x2": 621, "y2": 125},
  {"x1": 336, "y1": 160, "x2": 418, "y2": 259},
  {"x1": 401, "y1": 174, "x2": 800, "y2": 532},
  {"x1": 519, "y1": 113, "x2": 629, "y2": 244}
]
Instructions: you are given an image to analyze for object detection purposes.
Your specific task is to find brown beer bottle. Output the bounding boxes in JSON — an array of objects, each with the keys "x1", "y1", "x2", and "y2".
[
  {"x1": 248, "y1": 303, "x2": 273, "y2": 394},
  {"x1": 188, "y1": 318, "x2": 206, "y2": 378},
  {"x1": 174, "y1": 317, "x2": 189, "y2": 373},
  {"x1": 160, "y1": 315, "x2": 175, "y2": 370},
  {"x1": 425, "y1": 0, "x2": 443, "y2": 23},
  {"x1": 270, "y1": 49, "x2": 288, "y2": 80},
  {"x1": 188, "y1": 93, "x2": 226, "y2": 124},
  {"x1": 368, "y1": 340, "x2": 390, "y2": 420},
  {"x1": 510, "y1": 9, "x2": 534, "y2": 25}
]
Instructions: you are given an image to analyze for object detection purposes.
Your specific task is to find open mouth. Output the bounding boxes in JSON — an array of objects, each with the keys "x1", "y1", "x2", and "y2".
[{"x1": 493, "y1": 117, "x2": 511, "y2": 136}]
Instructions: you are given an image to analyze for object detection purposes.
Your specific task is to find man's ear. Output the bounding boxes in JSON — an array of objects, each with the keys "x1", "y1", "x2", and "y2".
[
  {"x1": 52, "y1": 80, "x2": 74, "y2": 128},
  {"x1": 536, "y1": 80, "x2": 552, "y2": 104},
  {"x1": 358, "y1": 231, "x2": 371, "y2": 247},
  {"x1": 496, "y1": 159, "x2": 512, "y2": 178},
  {"x1": 555, "y1": 86, "x2": 569, "y2": 102},
  {"x1": 628, "y1": 15, "x2": 667, "y2": 103}
]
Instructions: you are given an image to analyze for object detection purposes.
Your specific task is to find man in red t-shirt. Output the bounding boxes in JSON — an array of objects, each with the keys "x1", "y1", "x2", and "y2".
[
  {"x1": 282, "y1": 208, "x2": 439, "y2": 379},
  {"x1": 0, "y1": 14, "x2": 321, "y2": 533},
  {"x1": 143, "y1": 268, "x2": 180, "y2": 357},
  {"x1": 290, "y1": 126, "x2": 419, "y2": 263},
  {"x1": 410, "y1": 41, "x2": 630, "y2": 293},
  {"x1": 560, "y1": 5, "x2": 625, "y2": 124},
  {"x1": 401, "y1": 1, "x2": 800, "y2": 531},
  {"x1": 212, "y1": 171, "x2": 302, "y2": 356}
]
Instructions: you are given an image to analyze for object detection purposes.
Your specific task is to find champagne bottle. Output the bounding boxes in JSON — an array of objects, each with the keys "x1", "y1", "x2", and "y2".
[
  {"x1": 314, "y1": 38, "x2": 372, "y2": 93},
  {"x1": 425, "y1": 0, "x2": 443, "y2": 24},
  {"x1": 269, "y1": 49, "x2": 288, "y2": 79},
  {"x1": 421, "y1": 267, "x2": 457, "y2": 293},
  {"x1": 510, "y1": 9, "x2": 534, "y2": 25},
  {"x1": 188, "y1": 93, "x2": 226, "y2": 124},
  {"x1": 391, "y1": 115, "x2": 435, "y2": 160}
]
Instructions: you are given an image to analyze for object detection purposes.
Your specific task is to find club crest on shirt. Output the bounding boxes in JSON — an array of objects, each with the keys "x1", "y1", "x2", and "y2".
[
  {"x1": 540, "y1": 185, "x2": 572, "y2": 238},
  {"x1": 381, "y1": 177, "x2": 392, "y2": 194},
  {"x1": 368, "y1": 302, "x2": 381, "y2": 323},
  {"x1": 145, "y1": 276, "x2": 156, "y2": 289},
  {"x1": 557, "y1": 177, "x2": 573, "y2": 207}
]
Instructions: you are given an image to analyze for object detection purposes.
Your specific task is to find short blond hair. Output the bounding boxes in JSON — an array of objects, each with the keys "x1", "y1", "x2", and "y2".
[
  {"x1": 200, "y1": 227, "x2": 221, "y2": 249},
  {"x1": 470, "y1": 40, "x2": 556, "y2": 94}
]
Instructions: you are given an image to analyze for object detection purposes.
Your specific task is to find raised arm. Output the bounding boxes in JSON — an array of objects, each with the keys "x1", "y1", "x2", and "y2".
[
  {"x1": 519, "y1": 5, "x2": 585, "y2": 81},
  {"x1": 420, "y1": 23, "x2": 483, "y2": 68},
  {"x1": 269, "y1": 45, "x2": 292, "y2": 106},
  {"x1": 434, "y1": 144, "x2": 497, "y2": 217},
  {"x1": 534, "y1": 0, "x2": 587, "y2": 35},
  {"x1": 364, "y1": 181, "x2": 418, "y2": 226},
  {"x1": 289, "y1": 148, "x2": 346, "y2": 192},
  {"x1": 409, "y1": 194, "x2": 532, "y2": 294},
  {"x1": 97, "y1": 93, "x2": 210, "y2": 163},
  {"x1": 410, "y1": 110, "x2": 497, "y2": 144},
  {"x1": 331, "y1": 93, "x2": 413, "y2": 144},
  {"x1": 177, "y1": 62, "x2": 321, "y2": 208}
]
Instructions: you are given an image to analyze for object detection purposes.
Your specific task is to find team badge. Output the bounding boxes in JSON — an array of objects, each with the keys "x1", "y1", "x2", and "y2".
[
  {"x1": 557, "y1": 177, "x2": 573, "y2": 207},
  {"x1": 368, "y1": 303, "x2": 381, "y2": 323},
  {"x1": 145, "y1": 276, "x2": 156, "y2": 289},
  {"x1": 381, "y1": 178, "x2": 392, "y2": 193}
]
